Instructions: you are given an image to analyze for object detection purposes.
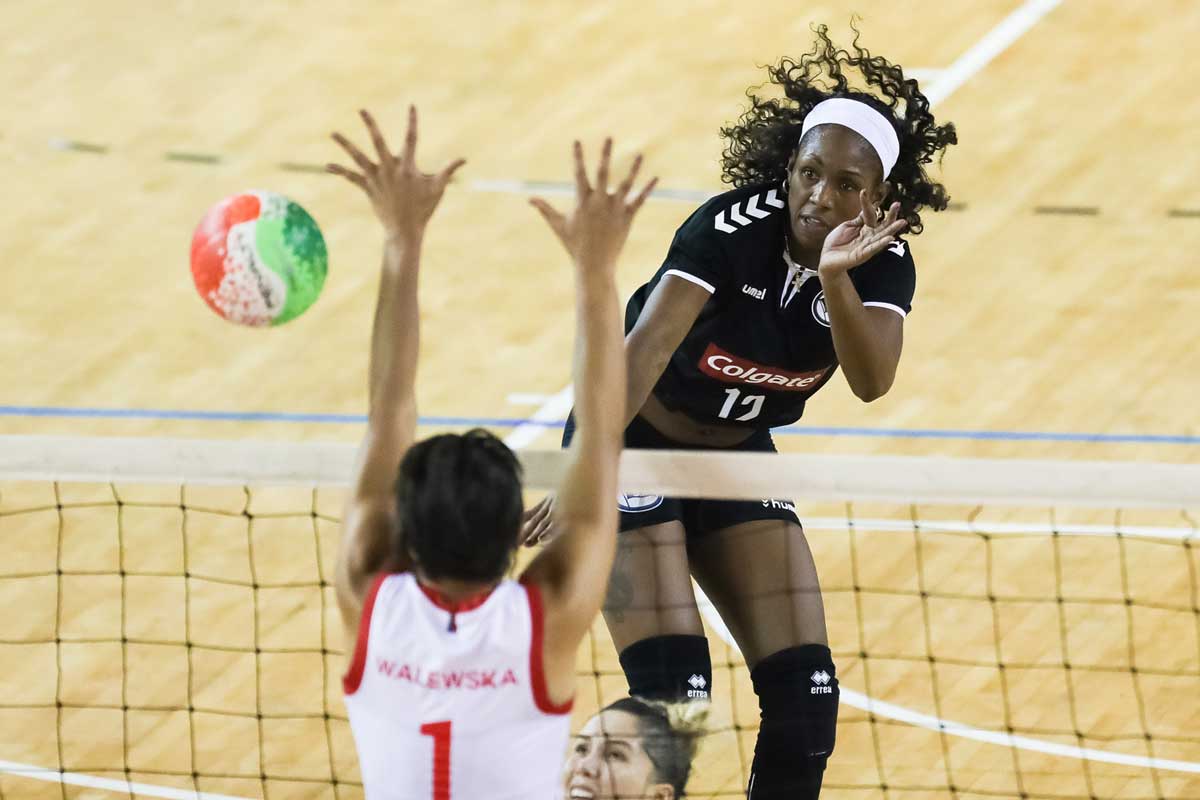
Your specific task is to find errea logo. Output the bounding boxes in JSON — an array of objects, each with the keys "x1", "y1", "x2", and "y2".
[
  {"x1": 687, "y1": 674, "x2": 709, "y2": 699},
  {"x1": 714, "y1": 189, "x2": 785, "y2": 234},
  {"x1": 810, "y1": 670, "x2": 833, "y2": 694}
]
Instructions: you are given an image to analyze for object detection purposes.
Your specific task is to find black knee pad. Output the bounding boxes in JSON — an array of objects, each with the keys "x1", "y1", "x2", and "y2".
[
  {"x1": 618, "y1": 634, "x2": 712, "y2": 703},
  {"x1": 748, "y1": 644, "x2": 839, "y2": 799}
]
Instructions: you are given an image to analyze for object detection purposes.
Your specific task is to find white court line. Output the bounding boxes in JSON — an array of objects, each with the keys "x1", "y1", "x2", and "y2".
[
  {"x1": 901, "y1": 67, "x2": 946, "y2": 83},
  {"x1": 502, "y1": 385, "x2": 573, "y2": 450},
  {"x1": 693, "y1": 587, "x2": 1200, "y2": 775},
  {"x1": 0, "y1": 759, "x2": 252, "y2": 800},
  {"x1": 0, "y1": 4, "x2": 1081, "y2": 797},
  {"x1": 922, "y1": 0, "x2": 1062, "y2": 107},
  {"x1": 512, "y1": 0, "x2": 1198, "y2": 780},
  {"x1": 507, "y1": 392, "x2": 551, "y2": 406}
]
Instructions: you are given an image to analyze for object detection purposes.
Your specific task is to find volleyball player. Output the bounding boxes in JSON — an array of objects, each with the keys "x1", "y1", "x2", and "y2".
[
  {"x1": 329, "y1": 107, "x2": 656, "y2": 799},
  {"x1": 563, "y1": 698, "x2": 697, "y2": 800},
  {"x1": 526, "y1": 28, "x2": 957, "y2": 798}
]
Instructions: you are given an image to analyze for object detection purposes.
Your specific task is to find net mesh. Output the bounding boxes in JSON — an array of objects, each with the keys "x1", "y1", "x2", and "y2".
[{"x1": 1, "y1": 441, "x2": 1198, "y2": 799}]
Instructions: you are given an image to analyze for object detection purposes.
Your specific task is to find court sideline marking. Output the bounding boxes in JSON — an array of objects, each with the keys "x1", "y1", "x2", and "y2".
[
  {"x1": 506, "y1": 0, "x2": 1191, "y2": 783},
  {"x1": 8, "y1": 1, "x2": 1191, "y2": 798}
]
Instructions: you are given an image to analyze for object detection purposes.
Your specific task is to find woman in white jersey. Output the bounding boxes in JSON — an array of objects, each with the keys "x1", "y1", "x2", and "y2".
[{"x1": 327, "y1": 107, "x2": 657, "y2": 800}]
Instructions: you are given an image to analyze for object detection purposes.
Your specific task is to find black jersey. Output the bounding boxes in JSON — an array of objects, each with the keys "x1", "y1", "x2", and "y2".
[{"x1": 626, "y1": 183, "x2": 916, "y2": 429}]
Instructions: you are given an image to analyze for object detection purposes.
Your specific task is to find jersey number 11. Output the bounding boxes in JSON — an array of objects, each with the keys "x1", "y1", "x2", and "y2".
[{"x1": 719, "y1": 388, "x2": 764, "y2": 422}]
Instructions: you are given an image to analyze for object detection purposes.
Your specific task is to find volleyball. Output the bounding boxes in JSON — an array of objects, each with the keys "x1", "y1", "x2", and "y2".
[{"x1": 190, "y1": 191, "x2": 327, "y2": 327}]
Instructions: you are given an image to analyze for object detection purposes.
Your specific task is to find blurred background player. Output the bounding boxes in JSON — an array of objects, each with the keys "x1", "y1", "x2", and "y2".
[
  {"x1": 563, "y1": 697, "x2": 698, "y2": 800},
  {"x1": 330, "y1": 107, "x2": 656, "y2": 799},
  {"x1": 527, "y1": 27, "x2": 956, "y2": 798}
]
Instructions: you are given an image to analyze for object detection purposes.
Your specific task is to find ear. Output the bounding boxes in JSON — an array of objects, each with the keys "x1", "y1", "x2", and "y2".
[{"x1": 649, "y1": 784, "x2": 675, "y2": 800}]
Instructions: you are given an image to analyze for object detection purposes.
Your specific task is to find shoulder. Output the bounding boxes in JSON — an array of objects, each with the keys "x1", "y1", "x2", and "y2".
[
  {"x1": 849, "y1": 237, "x2": 918, "y2": 311},
  {"x1": 673, "y1": 183, "x2": 787, "y2": 247},
  {"x1": 855, "y1": 236, "x2": 916, "y2": 277}
]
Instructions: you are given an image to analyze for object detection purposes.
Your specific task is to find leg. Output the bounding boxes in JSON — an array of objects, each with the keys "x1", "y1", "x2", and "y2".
[
  {"x1": 688, "y1": 518, "x2": 827, "y2": 666},
  {"x1": 689, "y1": 518, "x2": 836, "y2": 799},
  {"x1": 604, "y1": 521, "x2": 711, "y2": 702}
]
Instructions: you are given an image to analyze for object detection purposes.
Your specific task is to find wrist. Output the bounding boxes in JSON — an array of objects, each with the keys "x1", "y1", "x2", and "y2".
[
  {"x1": 384, "y1": 228, "x2": 424, "y2": 251},
  {"x1": 817, "y1": 263, "x2": 850, "y2": 283}
]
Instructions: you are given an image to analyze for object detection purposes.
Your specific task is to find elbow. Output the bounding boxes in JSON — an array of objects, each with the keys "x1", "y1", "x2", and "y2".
[{"x1": 850, "y1": 375, "x2": 893, "y2": 403}]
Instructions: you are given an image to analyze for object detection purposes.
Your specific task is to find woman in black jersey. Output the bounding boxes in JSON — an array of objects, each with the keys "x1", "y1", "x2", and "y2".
[{"x1": 527, "y1": 26, "x2": 956, "y2": 799}]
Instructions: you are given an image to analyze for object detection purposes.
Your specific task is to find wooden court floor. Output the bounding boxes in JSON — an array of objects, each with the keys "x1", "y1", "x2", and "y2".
[{"x1": 2, "y1": 0, "x2": 1198, "y2": 797}]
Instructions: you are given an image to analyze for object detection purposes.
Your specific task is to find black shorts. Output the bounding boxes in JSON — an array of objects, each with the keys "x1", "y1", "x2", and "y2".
[{"x1": 561, "y1": 413, "x2": 801, "y2": 537}]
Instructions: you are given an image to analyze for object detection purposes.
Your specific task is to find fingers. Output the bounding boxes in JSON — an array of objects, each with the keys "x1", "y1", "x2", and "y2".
[
  {"x1": 359, "y1": 109, "x2": 394, "y2": 170},
  {"x1": 529, "y1": 197, "x2": 567, "y2": 240},
  {"x1": 628, "y1": 175, "x2": 659, "y2": 213},
  {"x1": 616, "y1": 153, "x2": 643, "y2": 200},
  {"x1": 439, "y1": 158, "x2": 468, "y2": 185},
  {"x1": 572, "y1": 140, "x2": 591, "y2": 197},
  {"x1": 595, "y1": 137, "x2": 612, "y2": 193},
  {"x1": 325, "y1": 163, "x2": 368, "y2": 190},
  {"x1": 402, "y1": 104, "x2": 419, "y2": 164},
  {"x1": 331, "y1": 132, "x2": 375, "y2": 175},
  {"x1": 520, "y1": 496, "x2": 555, "y2": 547}
]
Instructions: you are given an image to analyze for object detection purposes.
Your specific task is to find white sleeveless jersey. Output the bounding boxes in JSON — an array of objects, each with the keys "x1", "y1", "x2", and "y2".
[{"x1": 343, "y1": 572, "x2": 572, "y2": 800}]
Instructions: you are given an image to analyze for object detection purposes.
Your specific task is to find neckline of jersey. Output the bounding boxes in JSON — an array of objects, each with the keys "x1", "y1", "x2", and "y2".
[{"x1": 415, "y1": 578, "x2": 497, "y2": 615}]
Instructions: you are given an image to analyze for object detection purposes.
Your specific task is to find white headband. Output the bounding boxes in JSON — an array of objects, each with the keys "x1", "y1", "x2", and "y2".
[{"x1": 800, "y1": 98, "x2": 900, "y2": 179}]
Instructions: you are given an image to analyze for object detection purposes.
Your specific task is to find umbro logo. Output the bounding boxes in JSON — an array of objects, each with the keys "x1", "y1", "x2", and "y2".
[
  {"x1": 687, "y1": 673, "x2": 709, "y2": 699},
  {"x1": 742, "y1": 284, "x2": 765, "y2": 300},
  {"x1": 714, "y1": 189, "x2": 785, "y2": 234},
  {"x1": 810, "y1": 670, "x2": 833, "y2": 695}
]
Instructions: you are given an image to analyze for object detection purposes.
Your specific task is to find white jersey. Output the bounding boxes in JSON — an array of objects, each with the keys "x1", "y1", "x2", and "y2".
[{"x1": 343, "y1": 572, "x2": 572, "y2": 800}]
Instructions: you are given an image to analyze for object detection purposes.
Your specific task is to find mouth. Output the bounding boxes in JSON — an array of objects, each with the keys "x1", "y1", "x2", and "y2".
[
  {"x1": 569, "y1": 788, "x2": 596, "y2": 799},
  {"x1": 797, "y1": 213, "x2": 830, "y2": 230}
]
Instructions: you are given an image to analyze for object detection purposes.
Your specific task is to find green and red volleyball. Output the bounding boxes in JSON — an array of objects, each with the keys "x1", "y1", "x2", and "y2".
[{"x1": 190, "y1": 191, "x2": 327, "y2": 327}]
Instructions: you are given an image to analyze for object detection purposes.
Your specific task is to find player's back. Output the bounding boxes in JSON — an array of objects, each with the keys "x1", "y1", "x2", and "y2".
[{"x1": 343, "y1": 572, "x2": 572, "y2": 800}]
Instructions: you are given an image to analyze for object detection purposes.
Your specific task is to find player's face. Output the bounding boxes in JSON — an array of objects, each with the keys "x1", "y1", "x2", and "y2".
[
  {"x1": 786, "y1": 125, "x2": 887, "y2": 253},
  {"x1": 562, "y1": 710, "x2": 673, "y2": 799}
]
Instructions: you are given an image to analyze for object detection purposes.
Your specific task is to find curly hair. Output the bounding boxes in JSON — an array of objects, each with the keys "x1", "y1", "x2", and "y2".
[{"x1": 720, "y1": 24, "x2": 957, "y2": 235}]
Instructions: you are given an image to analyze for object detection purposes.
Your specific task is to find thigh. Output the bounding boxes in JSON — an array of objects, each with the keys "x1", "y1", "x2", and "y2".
[
  {"x1": 688, "y1": 519, "x2": 828, "y2": 668},
  {"x1": 602, "y1": 521, "x2": 704, "y2": 653}
]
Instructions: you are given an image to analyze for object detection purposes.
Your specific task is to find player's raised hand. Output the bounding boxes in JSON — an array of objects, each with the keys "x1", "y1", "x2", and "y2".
[
  {"x1": 530, "y1": 138, "x2": 657, "y2": 271},
  {"x1": 328, "y1": 106, "x2": 466, "y2": 241},
  {"x1": 818, "y1": 191, "x2": 907, "y2": 276}
]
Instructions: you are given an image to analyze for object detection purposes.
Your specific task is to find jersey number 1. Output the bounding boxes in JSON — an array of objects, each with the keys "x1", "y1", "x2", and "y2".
[
  {"x1": 420, "y1": 721, "x2": 452, "y2": 800},
  {"x1": 718, "y1": 388, "x2": 765, "y2": 421}
]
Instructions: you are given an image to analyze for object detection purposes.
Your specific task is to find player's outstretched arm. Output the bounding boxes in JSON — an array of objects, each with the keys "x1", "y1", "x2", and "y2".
[
  {"x1": 522, "y1": 139, "x2": 656, "y2": 656},
  {"x1": 326, "y1": 107, "x2": 466, "y2": 630}
]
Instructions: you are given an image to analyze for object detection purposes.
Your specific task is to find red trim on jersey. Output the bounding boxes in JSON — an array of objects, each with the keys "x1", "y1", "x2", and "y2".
[
  {"x1": 521, "y1": 580, "x2": 574, "y2": 715},
  {"x1": 416, "y1": 580, "x2": 495, "y2": 614},
  {"x1": 342, "y1": 572, "x2": 388, "y2": 695}
]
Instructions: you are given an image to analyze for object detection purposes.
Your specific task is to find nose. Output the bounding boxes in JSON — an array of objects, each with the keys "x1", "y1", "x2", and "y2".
[
  {"x1": 571, "y1": 746, "x2": 602, "y2": 778},
  {"x1": 810, "y1": 178, "x2": 835, "y2": 209}
]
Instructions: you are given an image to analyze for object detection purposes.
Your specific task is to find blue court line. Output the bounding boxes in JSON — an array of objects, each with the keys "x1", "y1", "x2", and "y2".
[{"x1": 1, "y1": 405, "x2": 1197, "y2": 445}]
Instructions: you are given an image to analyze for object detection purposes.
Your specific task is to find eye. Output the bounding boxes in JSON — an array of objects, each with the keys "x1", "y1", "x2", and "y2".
[
  {"x1": 574, "y1": 741, "x2": 588, "y2": 755},
  {"x1": 605, "y1": 750, "x2": 627, "y2": 762},
  {"x1": 800, "y1": 167, "x2": 817, "y2": 180},
  {"x1": 840, "y1": 180, "x2": 858, "y2": 192}
]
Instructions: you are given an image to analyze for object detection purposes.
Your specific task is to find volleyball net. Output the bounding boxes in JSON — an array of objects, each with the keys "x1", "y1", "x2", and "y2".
[{"x1": 1, "y1": 436, "x2": 1198, "y2": 799}]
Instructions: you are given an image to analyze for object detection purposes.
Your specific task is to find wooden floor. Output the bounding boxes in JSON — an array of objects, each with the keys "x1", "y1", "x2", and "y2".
[{"x1": 2, "y1": 0, "x2": 1198, "y2": 797}]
